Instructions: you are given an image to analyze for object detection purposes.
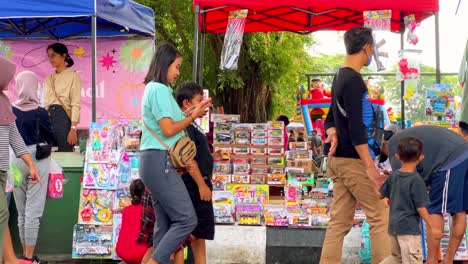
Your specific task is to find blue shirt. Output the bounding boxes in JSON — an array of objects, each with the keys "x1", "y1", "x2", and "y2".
[{"x1": 140, "y1": 82, "x2": 185, "y2": 151}]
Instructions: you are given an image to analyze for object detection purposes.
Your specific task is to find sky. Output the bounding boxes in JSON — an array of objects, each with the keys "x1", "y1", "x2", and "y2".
[{"x1": 310, "y1": 0, "x2": 467, "y2": 73}]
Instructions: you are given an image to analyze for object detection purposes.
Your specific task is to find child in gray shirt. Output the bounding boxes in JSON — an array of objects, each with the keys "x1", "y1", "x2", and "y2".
[{"x1": 379, "y1": 137, "x2": 439, "y2": 264}]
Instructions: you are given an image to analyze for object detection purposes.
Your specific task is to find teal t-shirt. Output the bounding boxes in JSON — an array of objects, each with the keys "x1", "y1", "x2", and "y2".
[{"x1": 140, "y1": 82, "x2": 185, "y2": 150}]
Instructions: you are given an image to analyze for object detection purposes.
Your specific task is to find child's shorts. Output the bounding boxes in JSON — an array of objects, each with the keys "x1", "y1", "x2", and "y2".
[{"x1": 428, "y1": 157, "x2": 468, "y2": 214}]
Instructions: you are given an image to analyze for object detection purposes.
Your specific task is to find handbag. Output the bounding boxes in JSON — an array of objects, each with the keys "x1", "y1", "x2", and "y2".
[
  {"x1": 143, "y1": 121, "x2": 196, "y2": 168},
  {"x1": 35, "y1": 111, "x2": 52, "y2": 160}
]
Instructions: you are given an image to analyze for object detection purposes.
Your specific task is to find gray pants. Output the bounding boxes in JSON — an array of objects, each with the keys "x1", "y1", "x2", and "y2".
[
  {"x1": 139, "y1": 150, "x2": 197, "y2": 264},
  {"x1": 12, "y1": 145, "x2": 50, "y2": 246},
  {"x1": 0, "y1": 171, "x2": 8, "y2": 258}
]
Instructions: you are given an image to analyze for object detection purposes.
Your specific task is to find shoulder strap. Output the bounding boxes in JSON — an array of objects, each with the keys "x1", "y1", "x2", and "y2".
[{"x1": 143, "y1": 120, "x2": 171, "y2": 151}]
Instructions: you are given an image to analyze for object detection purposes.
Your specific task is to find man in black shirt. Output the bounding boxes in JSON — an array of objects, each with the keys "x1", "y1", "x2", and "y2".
[{"x1": 320, "y1": 27, "x2": 390, "y2": 264}]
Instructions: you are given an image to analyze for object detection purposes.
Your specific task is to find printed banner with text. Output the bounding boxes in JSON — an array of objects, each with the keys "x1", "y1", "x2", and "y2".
[{"x1": 1, "y1": 38, "x2": 154, "y2": 128}]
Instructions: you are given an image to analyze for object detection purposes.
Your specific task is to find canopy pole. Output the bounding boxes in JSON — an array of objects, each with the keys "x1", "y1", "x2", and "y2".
[
  {"x1": 91, "y1": 15, "x2": 97, "y2": 122},
  {"x1": 435, "y1": 12, "x2": 441, "y2": 83},
  {"x1": 192, "y1": 5, "x2": 200, "y2": 83},
  {"x1": 198, "y1": 32, "x2": 205, "y2": 86},
  {"x1": 400, "y1": 19, "x2": 405, "y2": 129}
]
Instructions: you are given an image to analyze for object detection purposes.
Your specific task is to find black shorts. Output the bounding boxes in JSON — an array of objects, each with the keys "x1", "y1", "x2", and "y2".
[{"x1": 181, "y1": 174, "x2": 215, "y2": 240}]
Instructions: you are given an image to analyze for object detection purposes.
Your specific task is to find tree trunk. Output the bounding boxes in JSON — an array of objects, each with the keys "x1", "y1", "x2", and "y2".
[{"x1": 221, "y1": 61, "x2": 272, "y2": 123}]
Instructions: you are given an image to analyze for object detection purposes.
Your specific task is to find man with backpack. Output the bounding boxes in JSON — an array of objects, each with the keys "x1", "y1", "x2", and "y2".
[{"x1": 320, "y1": 27, "x2": 390, "y2": 264}]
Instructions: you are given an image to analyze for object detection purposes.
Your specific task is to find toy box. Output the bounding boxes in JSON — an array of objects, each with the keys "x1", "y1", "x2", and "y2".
[
  {"x1": 212, "y1": 174, "x2": 231, "y2": 191},
  {"x1": 289, "y1": 141, "x2": 308, "y2": 150},
  {"x1": 288, "y1": 172, "x2": 315, "y2": 185},
  {"x1": 214, "y1": 162, "x2": 233, "y2": 174},
  {"x1": 72, "y1": 224, "x2": 113, "y2": 259},
  {"x1": 268, "y1": 174, "x2": 287, "y2": 185},
  {"x1": 232, "y1": 174, "x2": 250, "y2": 184},
  {"x1": 251, "y1": 123, "x2": 268, "y2": 131},
  {"x1": 268, "y1": 129, "x2": 284, "y2": 138},
  {"x1": 268, "y1": 137, "x2": 284, "y2": 146},
  {"x1": 268, "y1": 148, "x2": 284, "y2": 156},
  {"x1": 251, "y1": 130, "x2": 267, "y2": 138},
  {"x1": 213, "y1": 204, "x2": 235, "y2": 224},
  {"x1": 233, "y1": 147, "x2": 250, "y2": 155},
  {"x1": 286, "y1": 150, "x2": 313, "y2": 160},
  {"x1": 250, "y1": 165, "x2": 269, "y2": 174},
  {"x1": 233, "y1": 163, "x2": 250, "y2": 175},
  {"x1": 235, "y1": 203, "x2": 263, "y2": 226},
  {"x1": 250, "y1": 157, "x2": 267, "y2": 165},
  {"x1": 264, "y1": 205, "x2": 289, "y2": 227},
  {"x1": 250, "y1": 147, "x2": 267, "y2": 155},
  {"x1": 252, "y1": 138, "x2": 267, "y2": 145},
  {"x1": 250, "y1": 174, "x2": 267, "y2": 184},
  {"x1": 288, "y1": 214, "x2": 312, "y2": 228},
  {"x1": 211, "y1": 114, "x2": 240, "y2": 123},
  {"x1": 268, "y1": 157, "x2": 285, "y2": 166},
  {"x1": 268, "y1": 121, "x2": 285, "y2": 129}
]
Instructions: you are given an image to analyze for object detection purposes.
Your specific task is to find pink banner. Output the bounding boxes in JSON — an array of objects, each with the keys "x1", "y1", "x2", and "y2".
[{"x1": 1, "y1": 38, "x2": 154, "y2": 127}]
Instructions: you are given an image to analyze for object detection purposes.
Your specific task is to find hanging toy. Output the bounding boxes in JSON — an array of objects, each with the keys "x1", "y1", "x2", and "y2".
[
  {"x1": 403, "y1": 80, "x2": 418, "y2": 100},
  {"x1": 372, "y1": 35, "x2": 388, "y2": 71},
  {"x1": 404, "y1": 14, "x2": 419, "y2": 46}
]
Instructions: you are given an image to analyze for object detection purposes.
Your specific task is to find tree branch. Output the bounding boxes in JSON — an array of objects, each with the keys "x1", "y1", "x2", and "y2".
[{"x1": 169, "y1": 1, "x2": 191, "y2": 56}]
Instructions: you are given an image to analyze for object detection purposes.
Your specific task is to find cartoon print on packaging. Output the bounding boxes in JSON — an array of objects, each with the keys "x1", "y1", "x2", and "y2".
[
  {"x1": 72, "y1": 224, "x2": 113, "y2": 259},
  {"x1": 78, "y1": 189, "x2": 114, "y2": 225},
  {"x1": 83, "y1": 163, "x2": 119, "y2": 190},
  {"x1": 87, "y1": 122, "x2": 122, "y2": 163}
]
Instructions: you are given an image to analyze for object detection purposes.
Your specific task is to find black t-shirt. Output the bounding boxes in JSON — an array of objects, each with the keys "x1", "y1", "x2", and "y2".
[
  {"x1": 324, "y1": 67, "x2": 374, "y2": 159},
  {"x1": 182, "y1": 124, "x2": 213, "y2": 187},
  {"x1": 380, "y1": 171, "x2": 430, "y2": 235}
]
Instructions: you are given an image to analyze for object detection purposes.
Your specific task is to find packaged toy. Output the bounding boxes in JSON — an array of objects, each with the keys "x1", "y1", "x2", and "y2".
[
  {"x1": 214, "y1": 162, "x2": 233, "y2": 174},
  {"x1": 250, "y1": 147, "x2": 267, "y2": 155},
  {"x1": 232, "y1": 174, "x2": 250, "y2": 184},
  {"x1": 250, "y1": 174, "x2": 267, "y2": 184},
  {"x1": 72, "y1": 224, "x2": 113, "y2": 259},
  {"x1": 212, "y1": 174, "x2": 231, "y2": 190},
  {"x1": 268, "y1": 121, "x2": 285, "y2": 129},
  {"x1": 235, "y1": 203, "x2": 263, "y2": 226},
  {"x1": 78, "y1": 189, "x2": 114, "y2": 225}
]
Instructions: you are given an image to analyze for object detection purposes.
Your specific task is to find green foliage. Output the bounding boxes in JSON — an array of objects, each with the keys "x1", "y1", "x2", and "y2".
[{"x1": 135, "y1": 0, "x2": 315, "y2": 122}]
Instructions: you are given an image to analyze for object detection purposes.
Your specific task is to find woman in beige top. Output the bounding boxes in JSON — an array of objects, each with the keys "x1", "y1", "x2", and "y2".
[{"x1": 45, "y1": 43, "x2": 82, "y2": 152}]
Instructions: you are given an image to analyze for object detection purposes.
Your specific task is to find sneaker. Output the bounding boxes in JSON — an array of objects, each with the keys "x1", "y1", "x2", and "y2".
[
  {"x1": 32, "y1": 256, "x2": 48, "y2": 264},
  {"x1": 19, "y1": 259, "x2": 33, "y2": 264}
]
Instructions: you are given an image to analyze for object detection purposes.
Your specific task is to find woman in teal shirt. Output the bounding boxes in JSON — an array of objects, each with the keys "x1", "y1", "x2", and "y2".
[{"x1": 139, "y1": 43, "x2": 211, "y2": 264}]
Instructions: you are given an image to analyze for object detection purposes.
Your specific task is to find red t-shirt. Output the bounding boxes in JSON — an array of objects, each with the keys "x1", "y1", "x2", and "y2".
[
  {"x1": 116, "y1": 204, "x2": 149, "y2": 264},
  {"x1": 284, "y1": 127, "x2": 289, "y2": 150}
]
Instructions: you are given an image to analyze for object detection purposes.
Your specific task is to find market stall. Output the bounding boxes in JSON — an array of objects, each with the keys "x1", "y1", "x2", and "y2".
[
  {"x1": 0, "y1": 0, "x2": 155, "y2": 259},
  {"x1": 188, "y1": 1, "x2": 462, "y2": 263}
]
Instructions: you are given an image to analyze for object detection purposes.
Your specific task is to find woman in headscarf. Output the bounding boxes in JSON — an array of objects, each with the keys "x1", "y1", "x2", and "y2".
[
  {"x1": 11, "y1": 71, "x2": 54, "y2": 263},
  {"x1": 0, "y1": 57, "x2": 40, "y2": 263}
]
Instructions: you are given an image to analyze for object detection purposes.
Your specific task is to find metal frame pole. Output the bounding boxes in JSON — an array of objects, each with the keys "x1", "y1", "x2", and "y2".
[
  {"x1": 400, "y1": 21, "x2": 405, "y2": 129},
  {"x1": 435, "y1": 12, "x2": 441, "y2": 83},
  {"x1": 199, "y1": 32, "x2": 205, "y2": 85},
  {"x1": 91, "y1": 15, "x2": 97, "y2": 122},
  {"x1": 192, "y1": 5, "x2": 200, "y2": 83}
]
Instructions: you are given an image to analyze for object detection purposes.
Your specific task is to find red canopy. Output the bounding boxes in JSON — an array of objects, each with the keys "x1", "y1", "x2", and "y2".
[{"x1": 194, "y1": 0, "x2": 439, "y2": 33}]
